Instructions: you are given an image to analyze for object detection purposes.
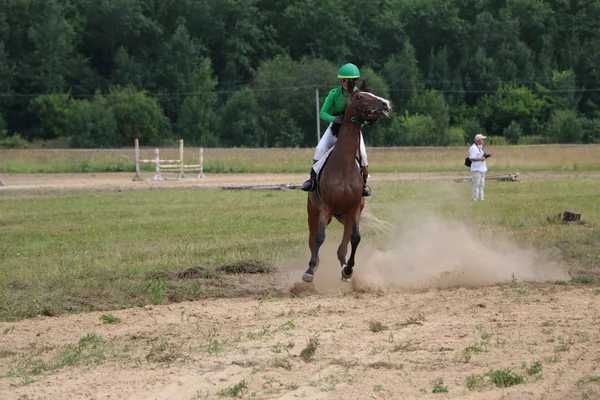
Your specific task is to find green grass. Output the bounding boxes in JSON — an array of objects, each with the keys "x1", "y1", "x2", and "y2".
[
  {"x1": 5, "y1": 333, "x2": 110, "y2": 378},
  {"x1": 1, "y1": 145, "x2": 600, "y2": 174},
  {"x1": 0, "y1": 173, "x2": 599, "y2": 321},
  {"x1": 466, "y1": 374, "x2": 485, "y2": 390},
  {"x1": 488, "y1": 368, "x2": 525, "y2": 387},
  {"x1": 218, "y1": 380, "x2": 248, "y2": 398},
  {"x1": 432, "y1": 378, "x2": 448, "y2": 393},
  {"x1": 99, "y1": 314, "x2": 121, "y2": 324}
]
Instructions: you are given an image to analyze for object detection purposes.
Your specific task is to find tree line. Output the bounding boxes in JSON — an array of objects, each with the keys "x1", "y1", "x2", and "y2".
[{"x1": 1, "y1": 0, "x2": 599, "y2": 148}]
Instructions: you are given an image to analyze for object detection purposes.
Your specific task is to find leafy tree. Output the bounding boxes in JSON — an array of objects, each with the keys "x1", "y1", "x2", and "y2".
[
  {"x1": 536, "y1": 70, "x2": 580, "y2": 112},
  {"x1": 581, "y1": 118, "x2": 600, "y2": 144},
  {"x1": 251, "y1": 56, "x2": 337, "y2": 147},
  {"x1": 462, "y1": 118, "x2": 484, "y2": 145},
  {"x1": 382, "y1": 39, "x2": 422, "y2": 108},
  {"x1": 0, "y1": 41, "x2": 13, "y2": 111},
  {"x1": 399, "y1": 113, "x2": 438, "y2": 146},
  {"x1": 68, "y1": 96, "x2": 118, "y2": 148},
  {"x1": 404, "y1": 90, "x2": 450, "y2": 145},
  {"x1": 105, "y1": 86, "x2": 171, "y2": 146},
  {"x1": 153, "y1": 22, "x2": 217, "y2": 125},
  {"x1": 28, "y1": 93, "x2": 73, "y2": 140},
  {"x1": 476, "y1": 84, "x2": 545, "y2": 136},
  {"x1": 545, "y1": 109, "x2": 583, "y2": 144},
  {"x1": 1, "y1": 0, "x2": 91, "y2": 137},
  {"x1": 0, "y1": 112, "x2": 6, "y2": 139},
  {"x1": 217, "y1": 89, "x2": 263, "y2": 147},
  {"x1": 178, "y1": 95, "x2": 219, "y2": 147},
  {"x1": 503, "y1": 121, "x2": 523, "y2": 145}
]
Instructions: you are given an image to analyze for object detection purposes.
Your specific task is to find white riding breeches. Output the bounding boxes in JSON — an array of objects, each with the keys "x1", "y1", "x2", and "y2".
[{"x1": 313, "y1": 122, "x2": 368, "y2": 166}]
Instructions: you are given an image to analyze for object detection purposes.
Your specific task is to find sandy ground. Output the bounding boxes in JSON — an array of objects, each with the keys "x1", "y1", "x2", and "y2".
[
  {"x1": 1, "y1": 172, "x2": 600, "y2": 399},
  {"x1": 0, "y1": 283, "x2": 598, "y2": 400}
]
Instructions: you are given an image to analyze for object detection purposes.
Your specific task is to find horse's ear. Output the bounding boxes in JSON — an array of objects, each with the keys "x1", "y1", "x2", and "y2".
[{"x1": 359, "y1": 80, "x2": 368, "y2": 91}]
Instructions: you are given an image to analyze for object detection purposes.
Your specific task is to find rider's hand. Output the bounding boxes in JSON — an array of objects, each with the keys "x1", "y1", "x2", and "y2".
[{"x1": 333, "y1": 116, "x2": 343, "y2": 125}]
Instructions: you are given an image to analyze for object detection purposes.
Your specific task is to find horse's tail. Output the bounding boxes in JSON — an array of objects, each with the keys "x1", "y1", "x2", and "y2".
[{"x1": 360, "y1": 206, "x2": 394, "y2": 236}]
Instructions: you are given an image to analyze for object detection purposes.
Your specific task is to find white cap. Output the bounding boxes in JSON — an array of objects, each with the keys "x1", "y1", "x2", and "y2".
[{"x1": 474, "y1": 134, "x2": 487, "y2": 141}]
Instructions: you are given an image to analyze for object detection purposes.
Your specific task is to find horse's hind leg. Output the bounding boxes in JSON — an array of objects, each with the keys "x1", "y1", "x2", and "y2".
[
  {"x1": 337, "y1": 219, "x2": 353, "y2": 280},
  {"x1": 342, "y1": 220, "x2": 361, "y2": 280},
  {"x1": 303, "y1": 204, "x2": 330, "y2": 282}
]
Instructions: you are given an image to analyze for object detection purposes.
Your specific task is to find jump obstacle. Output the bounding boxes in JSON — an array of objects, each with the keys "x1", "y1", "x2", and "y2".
[
  {"x1": 0, "y1": 176, "x2": 4, "y2": 186},
  {"x1": 133, "y1": 138, "x2": 206, "y2": 181}
]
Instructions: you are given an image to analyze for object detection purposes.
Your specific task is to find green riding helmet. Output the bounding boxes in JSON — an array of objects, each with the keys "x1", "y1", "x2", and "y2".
[{"x1": 337, "y1": 63, "x2": 360, "y2": 79}]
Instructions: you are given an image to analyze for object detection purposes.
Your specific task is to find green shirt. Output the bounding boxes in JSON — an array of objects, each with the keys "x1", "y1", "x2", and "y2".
[{"x1": 319, "y1": 86, "x2": 359, "y2": 123}]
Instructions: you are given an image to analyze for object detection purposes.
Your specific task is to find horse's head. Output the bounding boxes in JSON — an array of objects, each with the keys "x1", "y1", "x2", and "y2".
[{"x1": 347, "y1": 89, "x2": 392, "y2": 125}]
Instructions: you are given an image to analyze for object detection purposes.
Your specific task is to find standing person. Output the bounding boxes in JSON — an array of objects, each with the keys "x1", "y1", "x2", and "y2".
[
  {"x1": 299, "y1": 63, "x2": 371, "y2": 196},
  {"x1": 469, "y1": 134, "x2": 490, "y2": 202}
]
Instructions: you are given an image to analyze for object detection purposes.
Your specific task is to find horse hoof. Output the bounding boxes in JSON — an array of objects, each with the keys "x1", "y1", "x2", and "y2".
[
  {"x1": 302, "y1": 273, "x2": 314, "y2": 283},
  {"x1": 341, "y1": 265, "x2": 353, "y2": 280}
]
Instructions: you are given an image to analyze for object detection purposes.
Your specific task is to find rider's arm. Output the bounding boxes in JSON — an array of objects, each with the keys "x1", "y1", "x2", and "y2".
[{"x1": 319, "y1": 88, "x2": 339, "y2": 123}]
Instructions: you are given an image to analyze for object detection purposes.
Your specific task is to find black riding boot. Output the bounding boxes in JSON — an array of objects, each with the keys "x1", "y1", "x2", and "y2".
[
  {"x1": 362, "y1": 166, "x2": 372, "y2": 197},
  {"x1": 300, "y1": 169, "x2": 317, "y2": 192}
]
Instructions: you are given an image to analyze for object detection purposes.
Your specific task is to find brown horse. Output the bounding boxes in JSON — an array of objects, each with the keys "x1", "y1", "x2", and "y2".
[{"x1": 302, "y1": 83, "x2": 391, "y2": 283}]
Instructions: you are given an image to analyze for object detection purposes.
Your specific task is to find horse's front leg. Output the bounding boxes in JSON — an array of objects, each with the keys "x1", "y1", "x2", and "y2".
[
  {"x1": 342, "y1": 218, "x2": 361, "y2": 280},
  {"x1": 303, "y1": 207, "x2": 331, "y2": 282}
]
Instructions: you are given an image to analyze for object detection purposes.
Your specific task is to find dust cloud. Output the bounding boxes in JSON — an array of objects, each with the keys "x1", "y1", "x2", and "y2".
[{"x1": 286, "y1": 214, "x2": 570, "y2": 293}]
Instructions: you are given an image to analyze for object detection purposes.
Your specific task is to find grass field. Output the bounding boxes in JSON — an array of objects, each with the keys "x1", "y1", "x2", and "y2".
[
  {"x1": 1, "y1": 144, "x2": 600, "y2": 173},
  {"x1": 1, "y1": 171, "x2": 599, "y2": 321}
]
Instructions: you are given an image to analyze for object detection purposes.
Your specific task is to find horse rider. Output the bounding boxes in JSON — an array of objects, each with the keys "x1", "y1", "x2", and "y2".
[{"x1": 300, "y1": 63, "x2": 371, "y2": 196}]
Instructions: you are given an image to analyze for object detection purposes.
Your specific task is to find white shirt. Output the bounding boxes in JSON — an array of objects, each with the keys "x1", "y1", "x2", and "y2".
[{"x1": 469, "y1": 143, "x2": 487, "y2": 173}]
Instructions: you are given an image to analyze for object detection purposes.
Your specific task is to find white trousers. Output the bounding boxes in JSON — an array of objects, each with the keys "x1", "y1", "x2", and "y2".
[
  {"x1": 471, "y1": 171, "x2": 485, "y2": 201},
  {"x1": 313, "y1": 122, "x2": 368, "y2": 166}
]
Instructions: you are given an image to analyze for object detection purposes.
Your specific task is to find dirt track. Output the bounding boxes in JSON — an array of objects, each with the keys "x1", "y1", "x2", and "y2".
[
  {"x1": 1, "y1": 172, "x2": 600, "y2": 399},
  {"x1": 0, "y1": 283, "x2": 598, "y2": 400},
  {"x1": 0, "y1": 171, "x2": 466, "y2": 193}
]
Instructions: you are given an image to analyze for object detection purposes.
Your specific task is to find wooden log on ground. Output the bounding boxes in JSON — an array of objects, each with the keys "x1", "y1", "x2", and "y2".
[
  {"x1": 562, "y1": 210, "x2": 581, "y2": 222},
  {"x1": 454, "y1": 172, "x2": 520, "y2": 183},
  {"x1": 222, "y1": 184, "x2": 300, "y2": 191}
]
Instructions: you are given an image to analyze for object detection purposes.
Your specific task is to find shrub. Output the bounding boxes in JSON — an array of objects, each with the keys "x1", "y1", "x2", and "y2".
[
  {"x1": 462, "y1": 118, "x2": 483, "y2": 144},
  {"x1": 0, "y1": 133, "x2": 28, "y2": 148},
  {"x1": 503, "y1": 121, "x2": 523, "y2": 144},
  {"x1": 105, "y1": 86, "x2": 172, "y2": 147},
  {"x1": 581, "y1": 117, "x2": 600, "y2": 144},
  {"x1": 405, "y1": 90, "x2": 450, "y2": 145},
  {"x1": 398, "y1": 113, "x2": 437, "y2": 146},
  {"x1": 545, "y1": 109, "x2": 583, "y2": 143},
  {"x1": 448, "y1": 126, "x2": 465, "y2": 146},
  {"x1": 68, "y1": 97, "x2": 118, "y2": 148},
  {"x1": 28, "y1": 93, "x2": 73, "y2": 140}
]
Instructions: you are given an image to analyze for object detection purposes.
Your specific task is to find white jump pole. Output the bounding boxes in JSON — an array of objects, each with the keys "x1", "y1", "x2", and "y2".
[
  {"x1": 177, "y1": 139, "x2": 185, "y2": 179},
  {"x1": 132, "y1": 138, "x2": 144, "y2": 181},
  {"x1": 0, "y1": 176, "x2": 4, "y2": 186},
  {"x1": 198, "y1": 147, "x2": 206, "y2": 179},
  {"x1": 153, "y1": 148, "x2": 163, "y2": 181}
]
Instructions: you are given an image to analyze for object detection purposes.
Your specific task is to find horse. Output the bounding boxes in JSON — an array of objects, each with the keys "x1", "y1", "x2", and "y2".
[{"x1": 302, "y1": 82, "x2": 391, "y2": 283}]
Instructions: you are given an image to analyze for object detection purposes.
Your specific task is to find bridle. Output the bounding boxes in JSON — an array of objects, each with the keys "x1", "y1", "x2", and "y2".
[{"x1": 344, "y1": 92, "x2": 387, "y2": 126}]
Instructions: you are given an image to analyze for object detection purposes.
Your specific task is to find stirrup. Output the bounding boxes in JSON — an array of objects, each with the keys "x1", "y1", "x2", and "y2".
[{"x1": 362, "y1": 184, "x2": 372, "y2": 197}]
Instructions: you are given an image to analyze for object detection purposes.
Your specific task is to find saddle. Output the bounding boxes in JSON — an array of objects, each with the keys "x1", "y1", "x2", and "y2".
[{"x1": 314, "y1": 146, "x2": 362, "y2": 187}]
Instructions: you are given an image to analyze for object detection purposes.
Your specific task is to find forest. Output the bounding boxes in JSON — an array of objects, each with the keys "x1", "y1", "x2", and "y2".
[{"x1": 1, "y1": 0, "x2": 599, "y2": 148}]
